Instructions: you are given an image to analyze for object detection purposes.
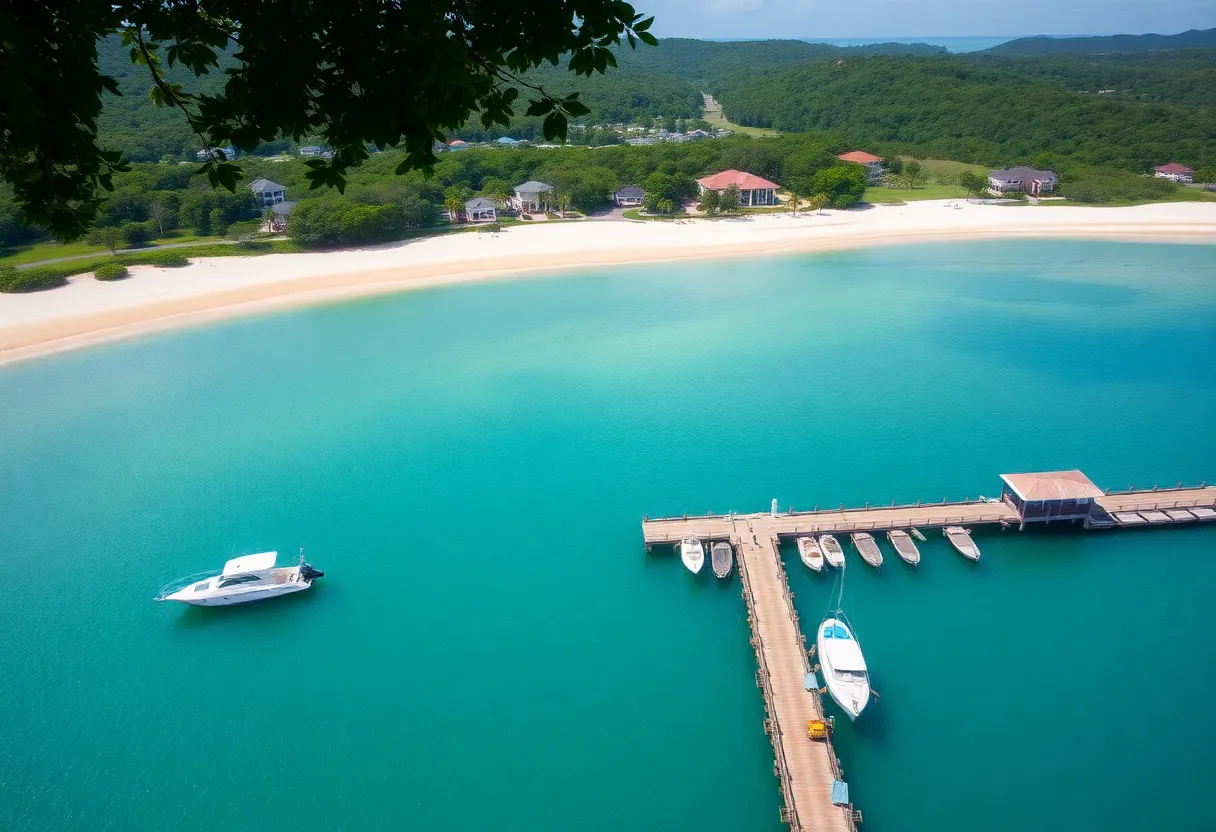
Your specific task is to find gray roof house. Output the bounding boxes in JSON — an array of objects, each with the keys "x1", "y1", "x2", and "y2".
[
  {"x1": 513, "y1": 180, "x2": 555, "y2": 212},
  {"x1": 249, "y1": 178, "x2": 287, "y2": 206},
  {"x1": 987, "y1": 166, "x2": 1057, "y2": 195},
  {"x1": 464, "y1": 197, "x2": 498, "y2": 222},
  {"x1": 614, "y1": 185, "x2": 645, "y2": 206}
]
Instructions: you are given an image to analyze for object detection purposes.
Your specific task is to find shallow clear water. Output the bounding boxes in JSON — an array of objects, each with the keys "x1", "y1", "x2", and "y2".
[{"x1": 1, "y1": 240, "x2": 1213, "y2": 831}]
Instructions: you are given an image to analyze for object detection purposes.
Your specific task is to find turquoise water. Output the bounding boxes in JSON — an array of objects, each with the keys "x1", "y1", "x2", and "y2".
[{"x1": 1, "y1": 240, "x2": 1214, "y2": 831}]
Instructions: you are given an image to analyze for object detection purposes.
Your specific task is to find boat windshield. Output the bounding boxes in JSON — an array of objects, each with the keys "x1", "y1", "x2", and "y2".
[
  {"x1": 835, "y1": 669, "x2": 868, "y2": 681},
  {"x1": 822, "y1": 625, "x2": 852, "y2": 640},
  {"x1": 218, "y1": 574, "x2": 263, "y2": 588}
]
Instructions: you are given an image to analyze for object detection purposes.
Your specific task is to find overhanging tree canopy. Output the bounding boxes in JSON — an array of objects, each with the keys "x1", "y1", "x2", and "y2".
[{"x1": 0, "y1": 1, "x2": 656, "y2": 240}]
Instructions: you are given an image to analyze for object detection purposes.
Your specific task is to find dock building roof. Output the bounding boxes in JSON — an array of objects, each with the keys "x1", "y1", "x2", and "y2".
[{"x1": 1000, "y1": 470, "x2": 1104, "y2": 501}]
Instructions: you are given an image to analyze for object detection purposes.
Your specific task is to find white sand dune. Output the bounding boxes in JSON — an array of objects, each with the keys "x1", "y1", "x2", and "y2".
[{"x1": 2, "y1": 199, "x2": 1214, "y2": 365}]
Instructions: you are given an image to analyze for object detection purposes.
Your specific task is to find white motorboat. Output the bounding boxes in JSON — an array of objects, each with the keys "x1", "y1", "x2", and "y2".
[
  {"x1": 817, "y1": 616, "x2": 871, "y2": 720},
  {"x1": 850, "y1": 532, "x2": 883, "y2": 568},
  {"x1": 944, "y1": 526, "x2": 981, "y2": 561},
  {"x1": 157, "y1": 550, "x2": 324, "y2": 606},
  {"x1": 887, "y1": 530, "x2": 921, "y2": 565},
  {"x1": 818, "y1": 535, "x2": 845, "y2": 567},
  {"x1": 796, "y1": 536, "x2": 823, "y2": 572},
  {"x1": 711, "y1": 541, "x2": 733, "y2": 578},
  {"x1": 680, "y1": 538, "x2": 705, "y2": 574}
]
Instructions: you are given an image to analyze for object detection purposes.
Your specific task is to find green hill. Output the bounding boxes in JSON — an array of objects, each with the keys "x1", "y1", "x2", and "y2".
[{"x1": 983, "y1": 27, "x2": 1216, "y2": 55}]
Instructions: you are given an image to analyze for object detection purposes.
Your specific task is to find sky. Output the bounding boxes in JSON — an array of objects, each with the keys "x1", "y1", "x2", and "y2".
[{"x1": 642, "y1": 0, "x2": 1216, "y2": 40}]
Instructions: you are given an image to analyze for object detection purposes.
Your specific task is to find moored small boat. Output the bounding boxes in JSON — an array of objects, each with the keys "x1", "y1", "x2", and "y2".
[
  {"x1": 887, "y1": 530, "x2": 921, "y2": 565},
  {"x1": 850, "y1": 532, "x2": 883, "y2": 568},
  {"x1": 818, "y1": 535, "x2": 845, "y2": 567},
  {"x1": 680, "y1": 537, "x2": 705, "y2": 573},
  {"x1": 796, "y1": 536, "x2": 823, "y2": 572},
  {"x1": 944, "y1": 526, "x2": 981, "y2": 560},
  {"x1": 711, "y1": 541, "x2": 733, "y2": 578}
]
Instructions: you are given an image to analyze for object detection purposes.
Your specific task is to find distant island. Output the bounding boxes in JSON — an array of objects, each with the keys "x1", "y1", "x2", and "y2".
[{"x1": 982, "y1": 27, "x2": 1216, "y2": 55}]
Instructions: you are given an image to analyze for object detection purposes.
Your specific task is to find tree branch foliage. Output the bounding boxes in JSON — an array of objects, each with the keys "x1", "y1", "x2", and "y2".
[{"x1": 0, "y1": 1, "x2": 655, "y2": 240}]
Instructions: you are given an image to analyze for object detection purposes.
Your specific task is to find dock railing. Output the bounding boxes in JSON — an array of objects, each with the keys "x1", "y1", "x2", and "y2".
[{"x1": 1105, "y1": 481, "x2": 1207, "y2": 496}]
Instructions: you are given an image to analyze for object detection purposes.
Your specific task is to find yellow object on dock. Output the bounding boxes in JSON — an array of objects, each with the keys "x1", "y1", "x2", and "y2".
[{"x1": 807, "y1": 719, "x2": 832, "y2": 739}]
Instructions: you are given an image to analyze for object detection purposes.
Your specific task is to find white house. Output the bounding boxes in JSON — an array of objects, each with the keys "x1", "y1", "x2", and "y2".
[
  {"x1": 512, "y1": 180, "x2": 554, "y2": 213},
  {"x1": 987, "y1": 166, "x2": 1057, "y2": 195},
  {"x1": 837, "y1": 150, "x2": 885, "y2": 184},
  {"x1": 1154, "y1": 162, "x2": 1193, "y2": 183},
  {"x1": 249, "y1": 178, "x2": 287, "y2": 207},
  {"x1": 696, "y1": 169, "x2": 778, "y2": 206},
  {"x1": 614, "y1": 185, "x2": 644, "y2": 206},
  {"x1": 464, "y1": 197, "x2": 498, "y2": 222},
  {"x1": 298, "y1": 145, "x2": 326, "y2": 157}
]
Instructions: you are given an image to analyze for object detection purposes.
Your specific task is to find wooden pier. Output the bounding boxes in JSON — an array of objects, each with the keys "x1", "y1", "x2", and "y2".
[
  {"x1": 642, "y1": 473, "x2": 1214, "y2": 830},
  {"x1": 736, "y1": 526, "x2": 856, "y2": 832}
]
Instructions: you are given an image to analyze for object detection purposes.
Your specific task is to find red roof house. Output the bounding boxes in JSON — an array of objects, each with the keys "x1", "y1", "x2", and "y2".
[
  {"x1": 837, "y1": 150, "x2": 884, "y2": 165},
  {"x1": 837, "y1": 150, "x2": 886, "y2": 183},
  {"x1": 696, "y1": 169, "x2": 779, "y2": 206},
  {"x1": 1154, "y1": 162, "x2": 1193, "y2": 182}
]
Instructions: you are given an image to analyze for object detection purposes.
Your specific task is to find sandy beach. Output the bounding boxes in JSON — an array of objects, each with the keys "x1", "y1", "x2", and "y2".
[{"x1": 2, "y1": 199, "x2": 1213, "y2": 365}]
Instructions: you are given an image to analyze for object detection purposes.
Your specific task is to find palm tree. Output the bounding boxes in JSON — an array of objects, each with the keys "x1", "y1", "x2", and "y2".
[
  {"x1": 809, "y1": 194, "x2": 829, "y2": 215},
  {"x1": 444, "y1": 196, "x2": 464, "y2": 224},
  {"x1": 788, "y1": 192, "x2": 802, "y2": 216}
]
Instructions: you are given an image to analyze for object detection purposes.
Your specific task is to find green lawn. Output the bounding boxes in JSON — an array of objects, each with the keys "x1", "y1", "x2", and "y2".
[
  {"x1": 901, "y1": 157, "x2": 989, "y2": 178},
  {"x1": 0, "y1": 233, "x2": 226, "y2": 267},
  {"x1": 864, "y1": 184, "x2": 968, "y2": 203},
  {"x1": 702, "y1": 96, "x2": 779, "y2": 138}
]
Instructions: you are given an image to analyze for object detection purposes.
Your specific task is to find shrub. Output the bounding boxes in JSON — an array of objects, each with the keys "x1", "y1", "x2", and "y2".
[
  {"x1": 93, "y1": 263, "x2": 130, "y2": 281},
  {"x1": 139, "y1": 251, "x2": 189, "y2": 267},
  {"x1": 120, "y1": 220, "x2": 155, "y2": 247},
  {"x1": 0, "y1": 265, "x2": 68, "y2": 293}
]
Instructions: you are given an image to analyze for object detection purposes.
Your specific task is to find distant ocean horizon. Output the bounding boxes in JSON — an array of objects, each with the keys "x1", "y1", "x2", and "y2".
[{"x1": 704, "y1": 35, "x2": 1096, "y2": 52}]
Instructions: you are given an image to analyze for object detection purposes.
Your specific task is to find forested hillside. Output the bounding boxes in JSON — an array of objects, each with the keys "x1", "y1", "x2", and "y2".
[
  {"x1": 714, "y1": 54, "x2": 1216, "y2": 171},
  {"x1": 983, "y1": 27, "x2": 1216, "y2": 55}
]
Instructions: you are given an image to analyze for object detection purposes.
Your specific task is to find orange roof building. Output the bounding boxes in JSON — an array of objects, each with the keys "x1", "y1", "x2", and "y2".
[
  {"x1": 837, "y1": 150, "x2": 884, "y2": 165},
  {"x1": 695, "y1": 169, "x2": 779, "y2": 207}
]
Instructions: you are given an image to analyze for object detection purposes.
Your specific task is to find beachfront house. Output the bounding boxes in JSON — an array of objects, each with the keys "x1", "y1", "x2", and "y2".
[
  {"x1": 496, "y1": 136, "x2": 520, "y2": 147},
  {"x1": 447, "y1": 140, "x2": 470, "y2": 151},
  {"x1": 987, "y1": 165, "x2": 1057, "y2": 195},
  {"x1": 512, "y1": 180, "x2": 555, "y2": 213},
  {"x1": 464, "y1": 197, "x2": 498, "y2": 222},
  {"x1": 696, "y1": 170, "x2": 778, "y2": 207},
  {"x1": 999, "y1": 470, "x2": 1105, "y2": 530},
  {"x1": 837, "y1": 150, "x2": 885, "y2": 183},
  {"x1": 1154, "y1": 162, "x2": 1193, "y2": 183},
  {"x1": 249, "y1": 178, "x2": 287, "y2": 207},
  {"x1": 614, "y1": 185, "x2": 645, "y2": 207},
  {"x1": 298, "y1": 145, "x2": 326, "y2": 157}
]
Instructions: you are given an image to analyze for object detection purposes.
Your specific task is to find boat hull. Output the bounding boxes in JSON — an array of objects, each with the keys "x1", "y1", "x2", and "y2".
[
  {"x1": 168, "y1": 582, "x2": 312, "y2": 606},
  {"x1": 711, "y1": 542, "x2": 733, "y2": 578},
  {"x1": 680, "y1": 540, "x2": 705, "y2": 574}
]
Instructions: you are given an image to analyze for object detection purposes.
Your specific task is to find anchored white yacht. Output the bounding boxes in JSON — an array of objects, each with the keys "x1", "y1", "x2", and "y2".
[
  {"x1": 679, "y1": 538, "x2": 705, "y2": 574},
  {"x1": 157, "y1": 550, "x2": 324, "y2": 606},
  {"x1": 817, "y1": 616, "x2": 871, "y2": 720}
]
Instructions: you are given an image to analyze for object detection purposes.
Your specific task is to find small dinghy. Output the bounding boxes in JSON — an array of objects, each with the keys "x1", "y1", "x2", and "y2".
[
  {"x1": 796, "y1": 537, "x2": 823, "y2": 572},
  {"x1": 850, "y1": 532, "x2": 883, "y2": 568},
  {"x1": 887, "y1": 530, "x2": 920, "y2": 565},
  {"x1": 944, "y1": 526, "x2": 980, "y2": 561},
  {"x1": 818, "y1": 535, "x2": 845, "y2": 568},
  {"x1": 711, "y1": 541, "x2": 733, "y2": 578},
  {"x1": 679, "y1": 537, "x2": 705, "y2": 573}
]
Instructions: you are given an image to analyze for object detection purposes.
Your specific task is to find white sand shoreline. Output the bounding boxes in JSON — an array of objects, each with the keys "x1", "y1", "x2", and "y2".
[{"x1": 2, "y1": 200, "x2": 1214, "y2": 367}]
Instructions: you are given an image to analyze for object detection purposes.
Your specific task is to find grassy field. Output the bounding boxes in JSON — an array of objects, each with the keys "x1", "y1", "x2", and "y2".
[
  {"x1": 864, "y1": 184, "x2": 968, "y2": 203},
  {"x1": 901, "y1": 157, "x2": 989, "y2": 178},
  {"x1": 0, "y1": 233, "x2": 226, "y2": 267},
  {"x1": 702, "y1": 95, "x2": 779, "y2": 138}
]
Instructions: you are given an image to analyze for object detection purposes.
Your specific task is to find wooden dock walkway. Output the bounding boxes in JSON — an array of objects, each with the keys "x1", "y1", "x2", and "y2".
[{"x1": 735, "y1": 523, "x2": 855, "y2": 832}]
